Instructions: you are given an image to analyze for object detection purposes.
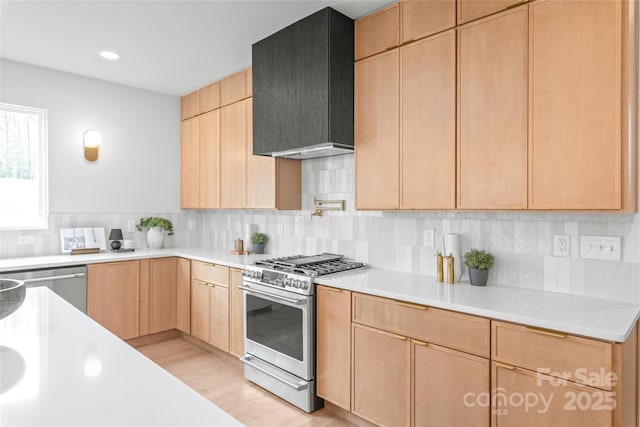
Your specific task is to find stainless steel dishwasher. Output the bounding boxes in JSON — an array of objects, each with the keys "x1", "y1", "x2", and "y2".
[{"x1": 0, "y1": 265, "x2": 87, "y2": 313}]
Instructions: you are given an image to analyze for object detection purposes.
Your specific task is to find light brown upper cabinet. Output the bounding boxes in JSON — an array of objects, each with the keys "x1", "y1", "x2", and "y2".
[
  {"x1": 245, "y1": 99, "x2": 302, "y2": 210},
  {"x1": 457, "y1": 6, "x2": 528, "y2": 209},
  {"x1": 355, "y1": 49, "x2": 400, "y2": 209},
  {"x1": 220, "y1": 69, "x2": 250, "y2": 107},
  {"x1": 401, "y1": 30, "x2": 456, "y2": 209},
  {"x1": 198, "y1": 81, "x2": 220, "y2": 114},
  {"x1": 180, "y1": 91, "x2": 199, "y2": 120},
  {"x1": 458, "y1": 0, "x2": 527, "y2": 25},
  {"x1": 529, "y1": 0, "x2": 633, "y2": 211},
  {"x1": 220, "y1": 100, "x2": 248, "y2": 208},
  {"x1": 401, "y1": 0, "x2": 456, "y2": 43},
  {"x1": 180, "y1": 111, "x2": 221, "y2": 209},
  {"x1": 355, "y1": 3, "x2": 399, "y2": 60},
  {"x1": 180, "y1": 117, "x2": 199, "y2": 209}
]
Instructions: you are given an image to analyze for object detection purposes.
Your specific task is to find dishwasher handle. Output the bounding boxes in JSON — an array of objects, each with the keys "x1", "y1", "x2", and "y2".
[{"x1": 21, "y1": 272, "x2": 86, "y2": 284}]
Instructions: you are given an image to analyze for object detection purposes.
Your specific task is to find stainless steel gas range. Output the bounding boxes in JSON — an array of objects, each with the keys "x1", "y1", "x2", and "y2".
[{"x1": 240, "y1": 253, "x2": 366, "y2": 412}]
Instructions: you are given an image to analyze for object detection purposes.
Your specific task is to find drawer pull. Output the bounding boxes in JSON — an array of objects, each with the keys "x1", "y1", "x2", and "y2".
[
  {"x1": 525, "y1": 326, "x2": 567, "y2": 339},
  {"x1": 495, "y1": 362, "x2": 516, "y2": 370},
  {"x1": 413, "y1": 339, "x2": 429, "y2": 346},
  {"x1": 322, "y1": 287, "x2": 342, "y2": 293},
  {"x1": 384, "y1": 45, "x2": 397, "y2": 51},
  {"x1": 391, "y1": 333, "x2": 408, "y2": 341},
  {"x1": 395, "y1": 301, "x2": 427, "y2": 310}
]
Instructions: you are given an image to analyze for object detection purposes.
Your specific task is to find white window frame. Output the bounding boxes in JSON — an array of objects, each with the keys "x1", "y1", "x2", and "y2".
[{"x1": 0, "y1": 102, "x2": 49, "y2": 230}]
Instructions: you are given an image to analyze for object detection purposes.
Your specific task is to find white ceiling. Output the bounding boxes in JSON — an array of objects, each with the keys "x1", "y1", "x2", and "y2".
[{"x1": 1, "y1": 0, "x2": 392, "y2": 96}]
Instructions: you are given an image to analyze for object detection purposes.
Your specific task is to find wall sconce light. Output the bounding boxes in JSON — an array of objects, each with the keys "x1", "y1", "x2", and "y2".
[{"x1": 83, "y1": 130, "x2": 102, "y2": 161}]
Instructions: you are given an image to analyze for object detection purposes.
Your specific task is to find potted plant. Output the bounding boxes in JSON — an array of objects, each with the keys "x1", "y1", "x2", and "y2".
[
  {"x1": 463, "y1": 249, "x2": 495, "y2": 287},
  {"x1": 251, "y1": 232, "x2": 268, "y2": 254},
  {"x1": 136, "y1": 217, "x2": 174, "y2": 249}
]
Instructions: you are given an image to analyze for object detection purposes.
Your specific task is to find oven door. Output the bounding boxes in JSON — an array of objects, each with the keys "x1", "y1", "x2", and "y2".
[{"x1": 241, "y1": 281, "x2": 314, "y2": 381}]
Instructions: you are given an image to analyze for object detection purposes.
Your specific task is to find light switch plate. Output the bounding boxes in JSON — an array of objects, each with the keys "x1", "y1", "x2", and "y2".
[
  {"x1": 127, "y1": 220, "x2": 137, "y2": 233},
  {"x1": 423, "y1": 229, "x2": 435, "y2": 247},
  {"x1": 188, "y1": 219, "x2": 196, "y2": 230},
  {"x1": 580, "y1": 235, "x2": 622, "y2": 261}
]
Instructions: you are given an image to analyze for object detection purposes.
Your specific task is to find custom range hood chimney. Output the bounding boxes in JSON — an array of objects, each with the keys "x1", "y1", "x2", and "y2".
[{"x1": 252, "y1": 7, "x2": 354, "y2": 160}]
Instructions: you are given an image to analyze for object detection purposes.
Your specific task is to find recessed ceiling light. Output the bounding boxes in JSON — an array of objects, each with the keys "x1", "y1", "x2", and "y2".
[{"x1": 100, "y1": 51, "x2": 120, "y2": 60}]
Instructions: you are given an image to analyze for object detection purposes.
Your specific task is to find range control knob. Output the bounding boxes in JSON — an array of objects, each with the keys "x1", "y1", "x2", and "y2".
[
  {"x1": 301, "y1": 281, "x2": 309, "y2": 290},
  {"x1": 284, "y1": 278, "x2": 292, "y2": 287}
]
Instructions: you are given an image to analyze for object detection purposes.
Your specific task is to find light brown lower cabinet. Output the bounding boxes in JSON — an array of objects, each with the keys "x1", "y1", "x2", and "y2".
[
  {"x1": 176, "y1": 258, "x2": 191, "y2": 334},
  {"x1": 209, "y1": 283, "x2": 229, "y2": 352},
  {"x1": 352, "y1": 323, "x2": 411, "y2": 427},
  {"x1": 491, "y1": 362, "x2": 614, "y2": 427},
  {"x1": 317, "y1": 286, "x2": 352, "y2": 410},
  {"x1": 229, "y1": 268, "x2": 244, "y2": 357},
  {"x1": 148, "y1": 257, "x2": 177, "y2": 334},
  {"x1": 190, "y1": 278, "x2": 211, "y2": 342},
  {"x1": 87, "y1": 261, "x2": 140, "y2": 340}
]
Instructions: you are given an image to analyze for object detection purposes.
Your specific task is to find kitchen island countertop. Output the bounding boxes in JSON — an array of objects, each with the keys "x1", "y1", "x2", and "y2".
[{"x1": 0, "y1": 287, "x2": 242, "y2": 426}]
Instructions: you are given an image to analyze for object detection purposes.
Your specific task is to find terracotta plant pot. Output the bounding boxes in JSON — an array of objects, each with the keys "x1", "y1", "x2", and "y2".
[{"x1": 469, "y1": 268, "x2": 489, "y2": 286}]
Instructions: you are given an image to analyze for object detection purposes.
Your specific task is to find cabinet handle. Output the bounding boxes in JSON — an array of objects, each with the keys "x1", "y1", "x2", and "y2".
[
  {"x1": 413, "y1": 339, "x2": 429, "y2": 346},
  {"x1": 525, "y1": 326, "x2": 567, "y2": 339},
  {"x1": 395, "y1": 301, "x2": 427, "y2": 310},
  {"x1": 505, "y1": 0, "x2": 527, "y2": 9},
  {"x1": 384, "y1": 45, "x2": 397, "y2": 51},
  {"x1": 391, "y1": 333, "x2": 408, "y2": 341},
  {"x1": 495, "y1": 362, "x2": 516, "y2": 370},
  {"x1": 322, "y1": 287, "x2": 342, "y2": 293}
]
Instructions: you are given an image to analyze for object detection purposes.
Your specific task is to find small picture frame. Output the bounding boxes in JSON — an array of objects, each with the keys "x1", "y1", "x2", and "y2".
[{"x1": 60, "y1": 227, "x2": 106, "y2": 253}]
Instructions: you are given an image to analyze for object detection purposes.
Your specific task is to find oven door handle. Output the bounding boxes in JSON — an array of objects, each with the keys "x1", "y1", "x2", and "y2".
[
  {"x1": 240, "y1": 355, "x2": 308, "y2": 391},
  {"x1": 238, "y1": 285, "x2": 306, "y2": 305}
]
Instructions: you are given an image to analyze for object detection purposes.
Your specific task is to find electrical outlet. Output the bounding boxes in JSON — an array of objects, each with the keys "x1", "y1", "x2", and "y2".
[
  {"x1": 17, "y1": 235, "x2": 34, "y2": 245},
  {"x1": 553, "y1": 235, "x2": 570, "y2": 257},
  {"x1": 188, "y1": 219, "x2": 196, "y2": 230},
  {"x1": 580, "y1": 236, "x2": 622, "y2": 261},
  {"x1": 423, "y1": 229, "x2": 435, "y2": 247},
  {"x1": 127, "y1": 220, "x2": 137, "y2": 233}
]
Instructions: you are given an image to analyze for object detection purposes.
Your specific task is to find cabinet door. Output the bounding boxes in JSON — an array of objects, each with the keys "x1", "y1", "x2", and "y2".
[
  {"x1": 87, "y1": 261, "x2": 139, "y2": 340},
  {"x1": 220, "y1": 69, "x2": 248, "y2": 107},
  {"x1": 149, "y1": 258, "x2": 177, "y2": 334},
  {"x1": 355, "y1": 3, "x2": 399, "y2": 61},
  {"x1": 198, "y1": 81, "x2": 220, "y2": 114},
  {"x1": 458, "y1": 0, "x2": 523, "y2": 25},
  {"x1": 413, "y1": 341, "x2": 489, "y2": 427},
  {"x1": 401, "y1": 0, "x2": 455, "y2": 43},
  {"x1": 229, "y1": 269, "x2": 244, "y2": 357},
  {"x1": 492, "y1": 362, "x2": 613, "y2": 427},
  {"x1": 220, "y1": 101, "x2": 247, "y2": 208},
  {"x1": 457, "y1": 6, "x2": 528, "y2": 209},
  {"x1": 209, "y1": 284, "x2": 229, "y2": 352},
  {"x1": 529, "y1": 0, "x2": 622, "y2": 210},
  {"x1": 180, "y1": 117, "x2": 199, "y2": 209},
  {"x1": 199, "y1": 110, "x2": 221, "y2": 208},
  {"x1": 355, "y1": 49, "x2": 400, "y2": 209},
  {"x1": 401, "y1": 31, "x2": 456, "y2": 209},
  {"x1": 180, "y1": 91, "x2": 199, "y2": 120},
  {"x1": 246, "y1": 98, "x2": 276, "y2": 209},
  {"x1": 191, "y1": 279, "x2": 211, "y2": 342},
  {"x1": 317, "y1": 286, "x2": 352, "y2": 410},
  {"x1": 352, "y1": 324, "x2": 410, "y2": 427},
  {"x1": 176, "y1": 258, "x2": 191, "y2": 334}
]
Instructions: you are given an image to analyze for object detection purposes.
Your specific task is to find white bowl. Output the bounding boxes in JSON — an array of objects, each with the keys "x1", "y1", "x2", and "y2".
[{"x1": 0, "y1": 279, "x2": 26, "y2": 319}]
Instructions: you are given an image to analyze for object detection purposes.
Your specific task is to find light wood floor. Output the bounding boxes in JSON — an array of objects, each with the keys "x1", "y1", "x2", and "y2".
[{"x1": 135, "y1": 337, "x2": 354, "y2": 427}]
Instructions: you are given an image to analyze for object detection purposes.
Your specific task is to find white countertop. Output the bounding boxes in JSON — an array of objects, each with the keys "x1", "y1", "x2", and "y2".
[
  {"x1": 0, "y1": 247, "x2": 275, "y2": 272},
  {"x1": 2, "y1": 248, "x2": 639, "y2": 343},
  {"x1": 0, "y1": 287, "x2": 243, "y2": 426},
  {"x1": 316, "y1": 268, "x2": 640, "y2": 342}
]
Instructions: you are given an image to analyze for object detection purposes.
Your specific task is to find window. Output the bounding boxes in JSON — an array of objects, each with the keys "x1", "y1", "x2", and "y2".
[{"x1": 0, "y1": 103, "x2": 48, "y2": 230}]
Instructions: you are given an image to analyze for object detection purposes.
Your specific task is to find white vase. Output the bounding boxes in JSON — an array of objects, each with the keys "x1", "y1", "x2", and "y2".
[
  {"x1": 147, "y1": 227, "x2": 164, "y2": 249},
  {"x1": 443, "y1": 233, "x2": 463, "y2": 282}
]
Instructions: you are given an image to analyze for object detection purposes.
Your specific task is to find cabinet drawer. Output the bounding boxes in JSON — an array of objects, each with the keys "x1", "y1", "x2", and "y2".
[
  {"x1": 191, "y1": 261, "x2": 229, "y2": 287},
  {"x1": 352, "y1": 293, "x2": 490, "y2": 357},
  {"x1": 355, "y1": 3, "x2": 399, "y2": 61},
  {"x1": 492, "y1": 321, "x2": 614, "y2": 390}
]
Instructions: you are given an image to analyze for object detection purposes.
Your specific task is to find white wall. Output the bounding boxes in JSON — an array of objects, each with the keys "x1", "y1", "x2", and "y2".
[{"x1": 0, "y1": 59, "x2": 179, "y2": 214}]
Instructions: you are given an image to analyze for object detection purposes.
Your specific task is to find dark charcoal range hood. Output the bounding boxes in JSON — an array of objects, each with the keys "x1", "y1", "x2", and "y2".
[{"x1": 252, "y1": 7, "x2": 354, "y2": 160}]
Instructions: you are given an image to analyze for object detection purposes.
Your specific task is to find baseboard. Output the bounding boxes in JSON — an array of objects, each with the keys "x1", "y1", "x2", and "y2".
[
  {"x1": 323, "y1": 401, "x2": 378, "y2": 427},
  {"x1": 126, "y1": 329, "x2": 181, "y2": 347}
]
